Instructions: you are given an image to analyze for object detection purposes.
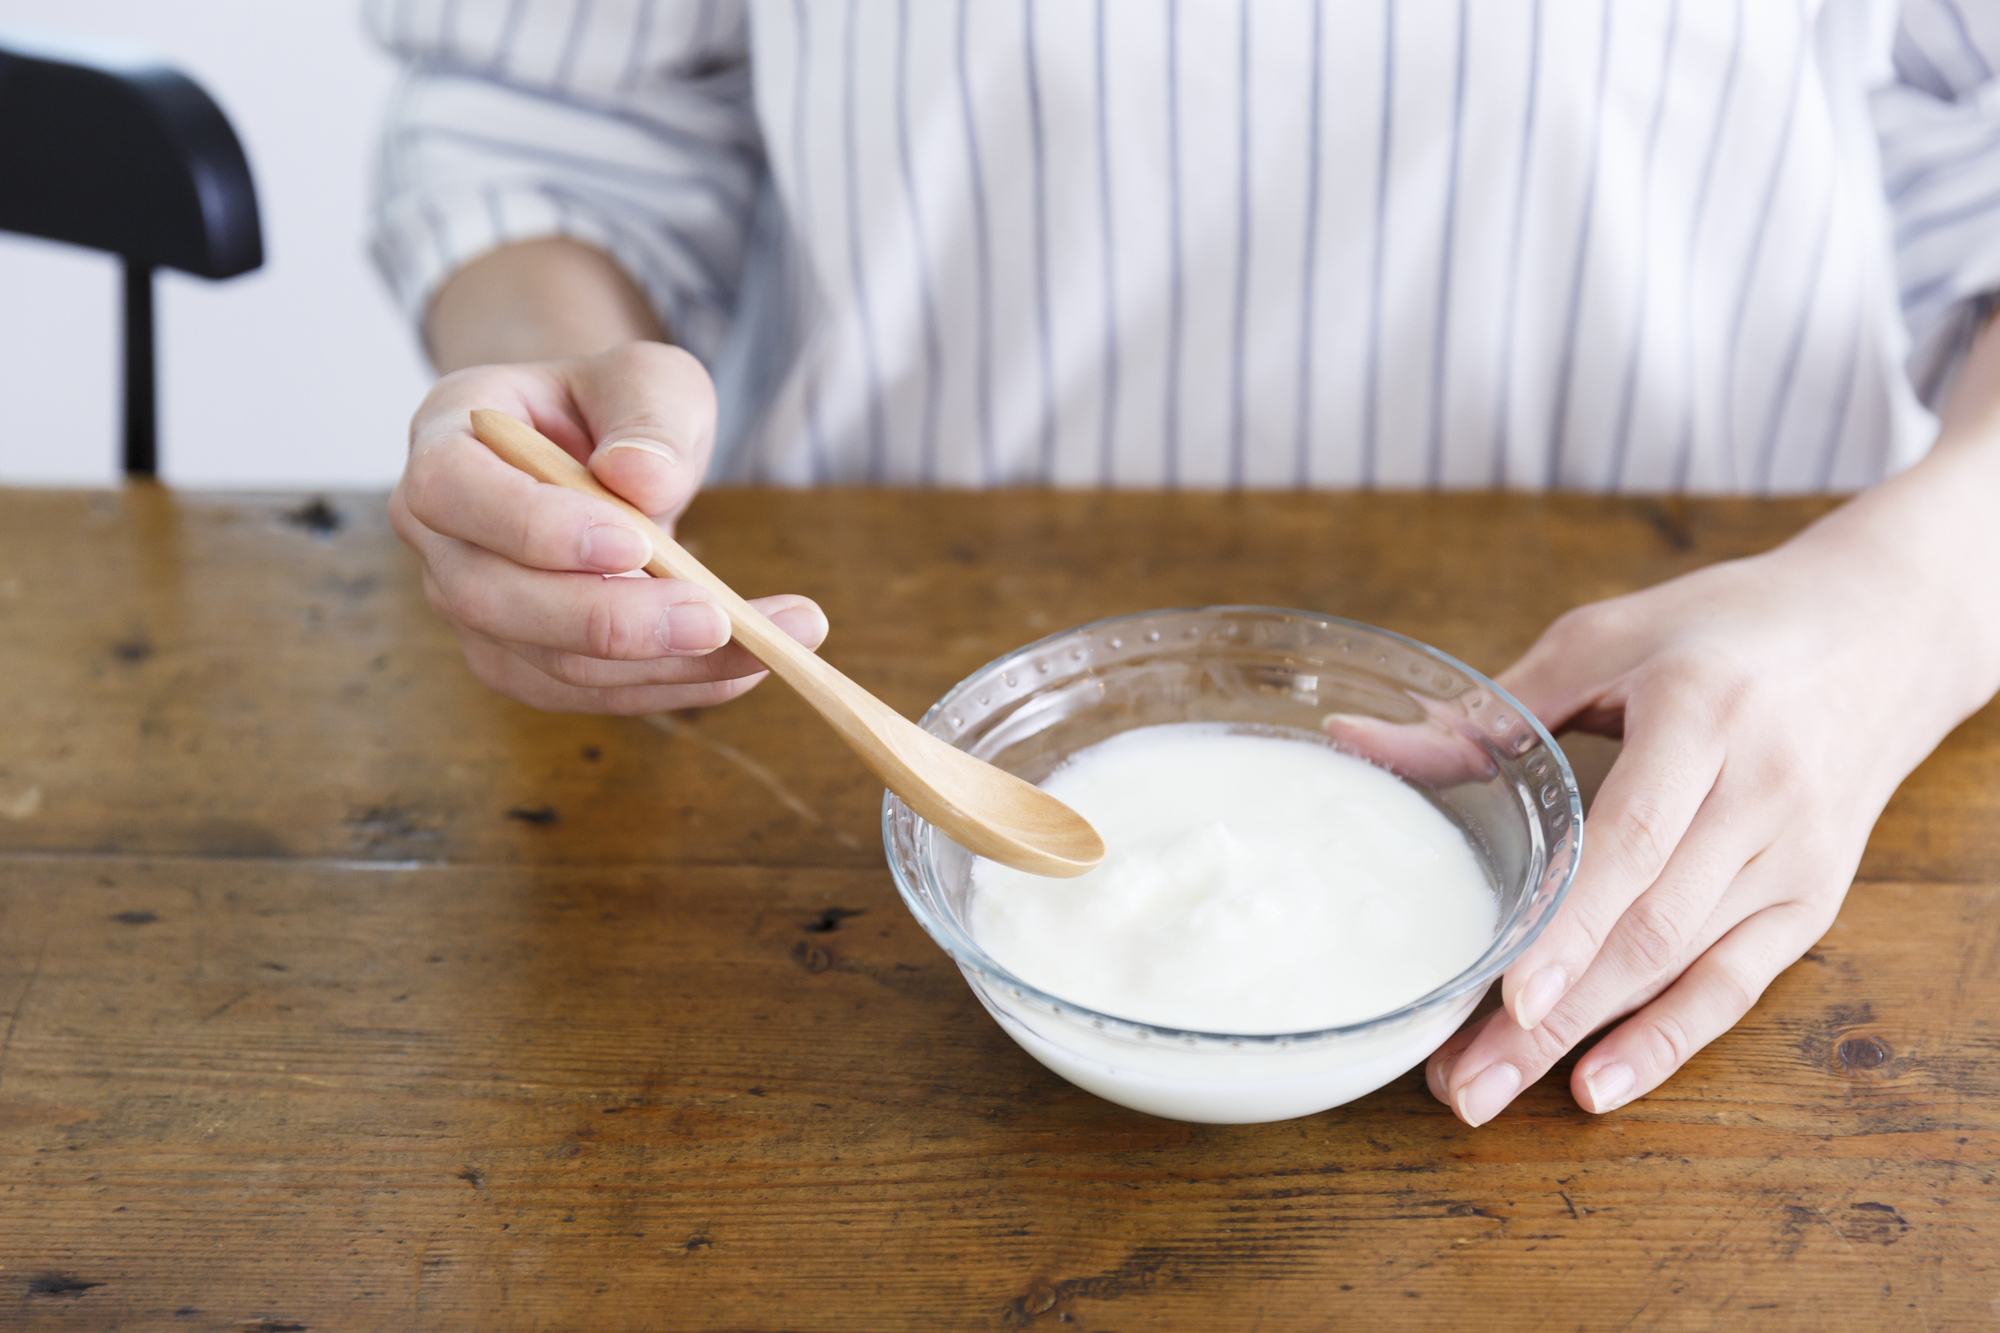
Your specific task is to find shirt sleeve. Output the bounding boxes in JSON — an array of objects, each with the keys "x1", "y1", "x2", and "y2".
[
  {"x1": 365, "y1": 0, "x2": 761, "y2": 363},
  {"x1": 1874, "y1": 0, "x2": 2000, "y2": 405}
]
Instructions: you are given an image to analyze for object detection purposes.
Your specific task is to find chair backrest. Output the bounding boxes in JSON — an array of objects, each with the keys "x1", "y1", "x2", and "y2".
[
  {"x1": 0, "y1": 28, "x2": 260, "y2": 276},
  {"x1": 0, "y1": 28, "x2": 263, "y2": 476}
]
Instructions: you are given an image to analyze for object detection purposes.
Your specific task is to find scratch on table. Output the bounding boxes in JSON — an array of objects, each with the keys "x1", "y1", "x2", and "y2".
[
  {"x1": 1810, "y1": 1204, "x2": 1856, "y2": 1253},
  {"x1": 0, "y1": 940, "x2": 50, "y2": 1093},
  {"x1": 201, "y1": 988, "x2": 251, "y2": 1022},
  {"x1": 644, "y1": 712, "x2": 862, "y2": 849}
]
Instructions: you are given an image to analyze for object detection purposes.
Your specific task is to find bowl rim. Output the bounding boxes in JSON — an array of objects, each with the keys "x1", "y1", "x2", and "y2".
[{"x1": 881, "y1": 604, "x2": 1584, "y2": 1046}]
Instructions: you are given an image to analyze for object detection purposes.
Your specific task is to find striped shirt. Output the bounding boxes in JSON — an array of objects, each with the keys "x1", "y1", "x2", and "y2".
[{"x1": 367, "y1": 1, "x2": 2000, "y2": 492}]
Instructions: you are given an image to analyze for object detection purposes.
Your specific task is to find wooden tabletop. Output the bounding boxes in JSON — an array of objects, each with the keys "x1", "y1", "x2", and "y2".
[{"x1": 0, "y1": 486, "x2": 1994, "y2": 1331}]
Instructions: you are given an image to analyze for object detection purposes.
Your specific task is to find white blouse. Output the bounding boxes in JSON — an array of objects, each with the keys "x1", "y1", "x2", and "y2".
[{"x1": 367, "y1": 0, "x2": 2000, "y2": 492}]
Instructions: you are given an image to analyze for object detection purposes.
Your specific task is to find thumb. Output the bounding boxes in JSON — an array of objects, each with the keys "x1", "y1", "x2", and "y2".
[{"x1": 565, "y1": 343, "x2": 717, "y2": 523}]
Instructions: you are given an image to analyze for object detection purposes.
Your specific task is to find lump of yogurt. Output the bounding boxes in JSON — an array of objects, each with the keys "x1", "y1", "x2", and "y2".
[{"x1": 968, "y1": 723, "x2": 1497, "y2": 1034}]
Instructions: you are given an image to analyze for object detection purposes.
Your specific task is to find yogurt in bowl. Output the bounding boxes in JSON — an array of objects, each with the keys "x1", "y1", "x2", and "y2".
[{"x1": 882, "y1": 607, "x2": 1582, "y2": 1124}]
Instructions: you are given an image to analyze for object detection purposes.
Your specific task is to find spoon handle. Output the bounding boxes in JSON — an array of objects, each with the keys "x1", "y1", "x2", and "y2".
[{"x1": 468, "y1": 409, "x2": 892, "y2": 740}]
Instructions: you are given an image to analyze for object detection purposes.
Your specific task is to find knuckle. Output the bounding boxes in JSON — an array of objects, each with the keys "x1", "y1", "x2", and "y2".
[
  {"x1": 616, "y1": 338, "x2": 708, "y2": 386},
  {"x1": 1550, "y1": 887, "x2": 1627, "y2": 968},
  {"x1": 387, "y1": 482, "x2": 422, "y2": 543},
  {"x1": 1531, "y1": 1003, "x2": 1590, "y2": 1059},
  {"x1": 1539, "y1": 604, "x2": 1606, "y2": 654},
  {"x1": 1708, "y1": 960, "x2": 1763, "y2": 1022},
  {"x1": 1564, "y1": 908, "x2": 1617, "y2": 966},
  {"x1": 544, "y1": 652, "x2": 584, "y2": 686},
  {"x1": 1624, "y1": 973, "x2": 1675, "y2": 1010},
  {"x1": 1742, "y1": 732, "x2": 1817, "y2": 803},
  {"x1": 515, "y1": 492, "x2": 561, "y2": 566},
  {"x1": 1619, "y1": 898, "x2": 1688, "y2": 976},
  {"x1": 431, "y1": 364, "x2": 487, "y2": 398},
  {"x1": 544, "y1": 650, "x2": 605, "y2": 688},
  {"x1": 402, "y1": 439, "x2": 466, "y2": 526},
  {"x1": 444, "y1": 573, "x2": 506, "y2": 638},
  {"x1": 1644, "y1": 649, "x2": 1755, "y2": 724},
  {"x1": 582, "y1": 595, "x2": 656, "y2": 661},
  {"x1": 402, "y1": 455, "x2": 441, "y2": 525},
  {"x1": 1638, "y1": 651, "x2": 1708, "y2": 697},
  {"x1": 1616, "y1": 829, "x2": 1673, "y2": 890},
  {"x1": 582, "y1": 598, "x2": 623, "y2": 660},
  {"x1": 1608, "y1": 793, "x2": 1677, "y2": 883},
  {"x1": 1640, "y1": 1009, "x2": 1700, "y2": 1073}
]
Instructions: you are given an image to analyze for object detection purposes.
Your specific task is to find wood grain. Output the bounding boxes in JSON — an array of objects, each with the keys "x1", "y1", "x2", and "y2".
[
  {"x1": 0, "y1": 859, "x2": 1991, "y2": 1330},
  {"x1": 1, "y1": 486, "x2": 1996, "y2": 1330}
]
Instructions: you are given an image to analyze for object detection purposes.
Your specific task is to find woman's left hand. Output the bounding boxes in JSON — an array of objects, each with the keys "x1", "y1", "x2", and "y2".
[{"x1": 1428, "y1": 484, "x2": 2000, "y2": 1126}]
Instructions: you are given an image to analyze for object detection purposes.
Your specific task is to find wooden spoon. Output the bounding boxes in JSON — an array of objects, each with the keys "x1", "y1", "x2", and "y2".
[{"x1": 469, "y1": 409, "x2": 1105, "y2": 878}]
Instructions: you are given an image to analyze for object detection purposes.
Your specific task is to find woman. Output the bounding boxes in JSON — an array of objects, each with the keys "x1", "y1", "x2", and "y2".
[{"x1": 367, "y1": 0, "x2": 2000, "y2": 1127}]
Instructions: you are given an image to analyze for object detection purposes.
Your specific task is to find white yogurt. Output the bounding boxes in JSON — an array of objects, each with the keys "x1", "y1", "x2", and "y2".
[{"x1": 967, "y1": 725, "x2": 1497, "y2": 1100}]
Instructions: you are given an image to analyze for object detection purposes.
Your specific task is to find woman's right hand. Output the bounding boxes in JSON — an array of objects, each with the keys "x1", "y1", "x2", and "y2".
[{"x1": 389, "y1": 341, "x2": 828, "y2": 714}]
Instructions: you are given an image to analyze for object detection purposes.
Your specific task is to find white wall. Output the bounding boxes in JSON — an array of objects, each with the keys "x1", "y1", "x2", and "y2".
[{"x1": 0, "y1": 3, "x2": 431, "y2": 488}]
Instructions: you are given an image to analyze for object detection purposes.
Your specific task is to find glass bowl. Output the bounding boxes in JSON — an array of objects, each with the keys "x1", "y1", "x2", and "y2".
[{"x1": 882, "y1": 607, "x2": 1582, "y2": 1124}]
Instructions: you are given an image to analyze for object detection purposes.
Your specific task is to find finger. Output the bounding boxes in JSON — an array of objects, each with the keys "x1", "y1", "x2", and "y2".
[
  {"x1": 402, "y1": 352, "x2": 700, "y2": 572},
  {"x1": 425, "y1": 536, "x2": 731, "y2": 660},
  {"x1": 1424, "y1": 1005, "x2": 1529, "y2": 1121},
  {"x1": 1424, "y1": 1013, "x2": 1486, "y2": 1104},
  {"x1": 460, "y1": 630, "x2": 774, "y2": 715},
  {"x1": 1323, "y1": 706, "x2": 1496, "y2": 787},
  {"x1": 1437, "y1": 814, "x2": 1780, "y2": 1128},
  {"x1": 1499, "y1": 688, "x2": 1729, "y2": 1030},
  {"x1": 563, "y1": 342, "x2": 718, "y2": 520},
  {"x1": 400, "y1": 430, "x2": 658, "y2": 576},
  {"x1": 1535, "y1": 792, "x2": 1772, "y2": 1028},
  {"x1": 507, "y1": 596, "x2": 829, "y2": 690},
  {"x1": 1571, "y1": 899, "x2": 1832, "y2": 1114}
]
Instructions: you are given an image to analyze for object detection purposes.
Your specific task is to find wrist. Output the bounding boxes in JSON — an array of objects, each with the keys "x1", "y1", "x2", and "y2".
[
  {"x1": 1783, "y1": 442, "x2": 2000, "y2": 723},
  {"x1": 425, "y1": 237, "x2": 668, "y2": 373}
]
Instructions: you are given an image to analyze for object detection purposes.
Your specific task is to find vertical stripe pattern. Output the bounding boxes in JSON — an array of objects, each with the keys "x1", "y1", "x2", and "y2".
[{"x1": 367, "y1": 0, "x2": 2000, "y2": 494}]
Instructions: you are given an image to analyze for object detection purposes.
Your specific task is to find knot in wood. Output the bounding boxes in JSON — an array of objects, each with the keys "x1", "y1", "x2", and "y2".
[
  {"x1": 1834, "y1": 1033, "x2": 1892, "y2": 1075},
  {"x1": 1008, "y1": 1279, "x2": 1058, "y2": 1322}
]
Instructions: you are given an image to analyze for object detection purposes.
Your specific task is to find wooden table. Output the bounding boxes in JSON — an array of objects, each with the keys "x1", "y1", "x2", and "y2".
[{"x1": 1, "y1": 486, "x2": 1994, "y2": 1331}]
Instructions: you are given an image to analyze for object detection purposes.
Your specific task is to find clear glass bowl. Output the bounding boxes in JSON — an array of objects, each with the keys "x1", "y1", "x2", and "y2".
[{"x1": 882, "y1": 607, "x2": 1582, "y2": 1123}]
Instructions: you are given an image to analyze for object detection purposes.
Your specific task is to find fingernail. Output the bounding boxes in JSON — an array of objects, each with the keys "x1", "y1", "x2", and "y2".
[
  {"x1": 1435, "y1": 1047, "x2": 1463, "y2": 1087},
  {"x1": 1580, "y1": 1062, "x2": 1636, "y2": 1114},
  {"x1": 1513, "y1": 965, "x2": 1568, "y2": 1030},
  {"x1": 770, "y1": 603, "x2": 829, "y2": 647},
  {"x1": 1453, "y1": 1062, "x2": 1522, "y2": 1128},
  {"x1": 599, "y1": 439, "x2": 681, "y2": 466},
  {"x1": 581, "y1": 524, "x2": 650, "y2": 573},
  {"x1": 660, "y1": 600, "x2": 728, "y2": 654}
]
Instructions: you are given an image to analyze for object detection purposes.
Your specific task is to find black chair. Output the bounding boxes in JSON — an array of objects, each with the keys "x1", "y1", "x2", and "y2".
[{"x1": 0, "y1": 29, "x2": 262, "y2": 477}]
